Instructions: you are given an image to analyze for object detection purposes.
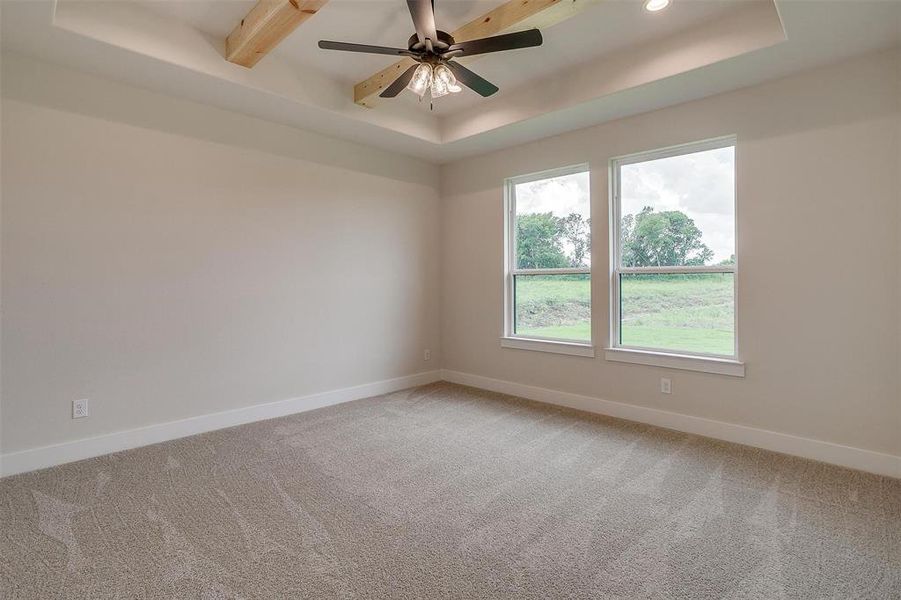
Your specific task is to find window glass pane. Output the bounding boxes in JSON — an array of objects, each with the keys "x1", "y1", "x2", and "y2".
[
  {"x1": 515, "y1": 171, "x2": 590, "y2": 269},
  {"x1": 620, "y1": 146, "x2": 734, "y2": 267},
  {"x1": 515, "y1": 274, "x2": 590, "y2": 342},
  {"x1": 619, "y1": 273, "x2": 734, "y2": 356}
]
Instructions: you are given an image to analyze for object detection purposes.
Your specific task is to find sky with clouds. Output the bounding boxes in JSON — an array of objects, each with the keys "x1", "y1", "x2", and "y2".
[
  {"x1": 515, "y1": 171, "x2": 591, "y2": 220},
  {"x1": 621, "y1": 146, "x2": 735, "y2": 263}
]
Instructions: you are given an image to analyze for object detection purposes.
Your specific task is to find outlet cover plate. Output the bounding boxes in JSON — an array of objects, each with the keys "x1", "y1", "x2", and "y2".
[
  {"x1": 660, "y1": 378, "x2": 672, "y2": 394},
  {"x1": 72, "y1": 398, "x2": 89, "y2": 419}
]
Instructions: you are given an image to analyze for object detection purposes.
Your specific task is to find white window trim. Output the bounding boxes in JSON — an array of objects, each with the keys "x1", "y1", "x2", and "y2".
[
  {"x1": 604, "y1": 348, "x2": 745, "y2": 377},
  {"x1": 502, "y1": 163, "x2": 593, "y2": 356},
  {"x1": 608, "y1": 136, "x2": 743, "y2": 376},
  {"x1": 501, "y1": 337, "x2": 595, "y2": 357}
]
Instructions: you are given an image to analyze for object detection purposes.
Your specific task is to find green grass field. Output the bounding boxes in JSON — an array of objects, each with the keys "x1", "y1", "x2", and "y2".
[{"x1": 515, "y1": 274, "x2": 734, "y2": 356}]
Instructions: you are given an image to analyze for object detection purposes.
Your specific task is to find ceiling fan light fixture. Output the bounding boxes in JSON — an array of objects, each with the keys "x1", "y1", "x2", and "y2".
[
  {"x1": 432, "y1": 64, "x2": 461, "y2": 97},
  {"x1": 644, "y1": 0, "x2": 671, "y2": 12},
  {"x1": 430, "y1": 74, "x2": 450, "y2": 98},
  {"x1": 406, "y1": 63, "x2": 433, "y2": 97}
]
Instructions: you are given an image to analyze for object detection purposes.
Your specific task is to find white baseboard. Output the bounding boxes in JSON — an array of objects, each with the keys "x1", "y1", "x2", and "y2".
[
  {"x1": 5, "y1": 368, "x2": 897, "y2": 479},
  {"x1": 441, "y1": 369, "x2": 901, "y2": 478},
  {"x1": 0, "y1": 370, "x2": 441, "y2": 478}
]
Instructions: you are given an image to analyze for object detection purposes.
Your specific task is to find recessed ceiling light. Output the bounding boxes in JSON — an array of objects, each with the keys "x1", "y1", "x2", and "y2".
[{"x1": 644, "y1": 0, "x2": 671, "y2": 12}]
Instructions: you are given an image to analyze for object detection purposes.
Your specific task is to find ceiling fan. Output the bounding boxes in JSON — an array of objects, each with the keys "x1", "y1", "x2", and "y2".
[{"x1": 318, "y1": 0, "x2": 543, "y2": 101}]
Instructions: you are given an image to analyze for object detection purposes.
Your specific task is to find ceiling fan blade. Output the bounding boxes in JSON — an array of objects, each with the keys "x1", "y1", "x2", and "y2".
[
  {"x1": 446, "y1": 62, "x2": 499, "y2": 97},
  {"x1": 443, "y1": 29, "x2": 543, "y2": 58},
  {"x1": 318, "y1": 41, "x2": 413, "y2": 56},
  {"x1": 380, "y1": 63, "x2": 421, "y2": 98},
  {"x1": 407, "y1": 0, "x2": 438, "y2": 45}
]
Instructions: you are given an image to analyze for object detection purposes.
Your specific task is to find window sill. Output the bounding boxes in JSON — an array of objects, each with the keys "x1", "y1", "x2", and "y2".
[
  {"x1": 604, "y1": 347, "x2": 745, "y2": 377},
  {"x1": 500, "y1": 337, "x2": 595, "y2": 357}
]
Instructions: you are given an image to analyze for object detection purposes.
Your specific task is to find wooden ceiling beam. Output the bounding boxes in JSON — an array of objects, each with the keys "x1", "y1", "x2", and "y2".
[
  {"x1": 226, "y1": 0, "x2": 329, "y2": 68},
  {"x1": 353, "y1": 0, "x2": 601, "y2": 108}
]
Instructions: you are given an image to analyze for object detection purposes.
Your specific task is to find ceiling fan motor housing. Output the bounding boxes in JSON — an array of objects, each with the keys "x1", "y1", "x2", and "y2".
[{"x1": 408, "y1": 30, "x2": 455, "y2": 55}]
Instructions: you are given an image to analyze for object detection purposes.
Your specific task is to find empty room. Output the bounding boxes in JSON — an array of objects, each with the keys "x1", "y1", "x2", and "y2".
[{"x1": 1, "y1": 0, "x2": 899, "y2": 597}]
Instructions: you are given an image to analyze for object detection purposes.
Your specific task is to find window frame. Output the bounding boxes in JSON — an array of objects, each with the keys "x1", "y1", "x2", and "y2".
[
  {"x1": 609, "y1": 136, "x2": 740, "y2": 365},
  {"x1": 502, "y1": 163, "x2": 593, "y2": 355}
]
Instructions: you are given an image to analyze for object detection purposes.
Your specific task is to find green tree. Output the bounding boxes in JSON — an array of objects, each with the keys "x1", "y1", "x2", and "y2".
[
  {"x1": 621, "y1": 207, "x2": 713, "y2": 267},
  {"x1": 516, "y1": 212, "x2": 569, "y2": 269},
  {"x1": 559, "y1": 213, "x2": 591, "y2": 268}
]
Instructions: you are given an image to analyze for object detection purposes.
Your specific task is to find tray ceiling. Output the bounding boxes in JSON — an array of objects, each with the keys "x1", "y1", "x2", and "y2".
[{"x1": 2, "y1": 1, "x2": 899, "y2": 162}]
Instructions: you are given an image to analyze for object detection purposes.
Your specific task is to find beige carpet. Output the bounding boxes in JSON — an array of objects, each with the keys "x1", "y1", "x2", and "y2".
[{"x1": 1, "y1": 382, "x2": 899, "y2": 599}]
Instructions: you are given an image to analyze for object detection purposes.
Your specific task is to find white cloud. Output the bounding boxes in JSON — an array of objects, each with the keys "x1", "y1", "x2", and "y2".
[{"x1": 515, "y1": 171, "x2": 590, "y2": 220}]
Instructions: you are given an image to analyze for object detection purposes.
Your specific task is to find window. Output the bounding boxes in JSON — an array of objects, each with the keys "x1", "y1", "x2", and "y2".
[
  {"x1": 504, "y1": 165, "x2": 591, "y2": 354},
  {"x1": 610, "y1": 138, "x2": 739, "y2": 368}
]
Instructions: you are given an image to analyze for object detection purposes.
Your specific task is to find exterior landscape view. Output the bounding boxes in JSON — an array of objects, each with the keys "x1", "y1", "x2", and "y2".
[{"x1": 514, "y1": 147, "x2": 735, "y2": 356}]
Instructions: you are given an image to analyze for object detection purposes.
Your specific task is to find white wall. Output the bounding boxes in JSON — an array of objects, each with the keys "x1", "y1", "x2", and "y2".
[
  {"x1": 2, "y1": 48, "x2": 899, "y2": 472},
  {"x1": 441, "y1": 49, "x2": 901, "y2": 458},
  {"x1": 0, "y1": 54, "x2": 440, "y2": 455}
]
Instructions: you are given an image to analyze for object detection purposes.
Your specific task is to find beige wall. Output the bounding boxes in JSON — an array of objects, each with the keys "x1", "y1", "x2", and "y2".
[
  {"x1": 441, "y1": 49, "x2": 901, "y2": 457},
  {"x1": 1, "y1": 55, "x2": 440, "y2": 454}
]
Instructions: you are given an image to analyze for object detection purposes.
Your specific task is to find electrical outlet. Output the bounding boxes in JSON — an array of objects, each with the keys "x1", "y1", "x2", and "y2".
[
  {"x1": 660, "y1": 378, "x2": 672, "y2": 395},
  {"x1": 423, "y1": 349, "x2": 431, "y2": 361},
  {"x1": 72, "y1": 398, "x2": 89, "y2": 419}
]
